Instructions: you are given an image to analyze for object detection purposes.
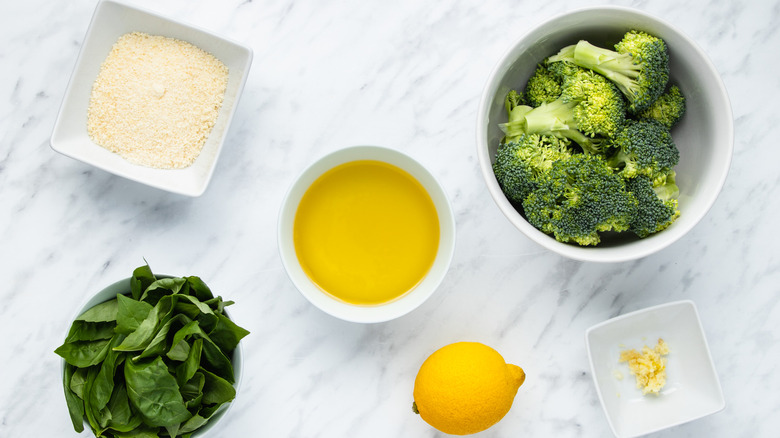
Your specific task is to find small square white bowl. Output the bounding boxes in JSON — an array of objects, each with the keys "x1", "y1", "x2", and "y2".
[
  {"x1": 50, "y1": 0, "x2": 253, "y2": 197},
  {"x1": 586, "y1": 300, "x2": 725, "y2": 437}
]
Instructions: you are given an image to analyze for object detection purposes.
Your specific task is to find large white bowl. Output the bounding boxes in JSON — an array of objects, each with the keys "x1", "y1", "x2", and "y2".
[
  {"x1": 50, "y1": 0, "x2": 253, "y2": 197},
  {"x1": 61, "y1": 276, "x2": 243, "y2": 437},
  {"x1": 476, "y1": 6, "x2": 733, "y2": 262},
  {"x1": 278, "y1": 146, "x2": 456, "y2": 323},
  {"x1": 586, "y1": 300, "x2": 725, "y2": 437}
]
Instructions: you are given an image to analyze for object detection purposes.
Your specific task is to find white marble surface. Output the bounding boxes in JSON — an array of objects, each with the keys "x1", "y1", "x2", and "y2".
[{"x1": 1, "y1": 0, "x2": 778, "y2": 436}]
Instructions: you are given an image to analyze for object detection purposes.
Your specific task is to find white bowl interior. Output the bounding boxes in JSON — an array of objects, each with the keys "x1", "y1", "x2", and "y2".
[
  {"x1": 476, "y1": 6, "x2": 733, "y2": 262},
  {"x1": 50, "y1": 0, "x2": 253, "y2": 197},
  {"x1": 63, "y1": 276, "x2": 243, "y2": 437},
  {"x1": 586, "y1": 300, "x2": 725, "y2": 437},
  {"x1": 278, "y1": 146, "x2": 456, "y2": 323}
]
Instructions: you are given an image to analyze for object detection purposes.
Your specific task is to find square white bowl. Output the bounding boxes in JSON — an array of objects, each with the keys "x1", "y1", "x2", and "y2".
[
  {"x1": 586, "y1": 300, "x2": 725, "y2": 437},
  {"x1": 50, "y1": 0, "x2": 253, "y2": 197}
]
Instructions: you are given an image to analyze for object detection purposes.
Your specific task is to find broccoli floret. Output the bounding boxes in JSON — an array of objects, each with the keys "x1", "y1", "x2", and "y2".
[
  {"x1": 522, "y1": 154, "x2": 636, "y2": 246},
  {"x1": 524, "y1": 64, "x2": 563, "y2": 107},
  {"x1": 651, "y1": 169, "x2": 680, "y2": 199},
  {"x1": 549, "y1": 30, "x2": 669, "y2": 114},
  {"x1": 625, "y1": 175, "x2": 680, "y2": 237},
  {"x1": 499, "y1": 69, "x2": 626, "y2": 154},
  {"x1": 606, "y1": 119, "x2": 679, "y2": 180},
  {"x1": 493, "y1": 134, "x2": 573, "y2": 204},
  {"x1": 635, "y1": 84, "x2": 686, "y2": 129},
  {"x1": 503, "y1": 89, "x2": 533, "y2": 128},
  {"x1": 547, "y1": 59, "x2": 581, "y2": 78},
  {"x1": 558, "y1": 68, "x2": 627, "y2": 139},
  {"x1": 504, "y1": 89, "x2": 526, "y2": 113},
  {"x1": 500, "y1": 99, "x2": 603, "y2": 154}
]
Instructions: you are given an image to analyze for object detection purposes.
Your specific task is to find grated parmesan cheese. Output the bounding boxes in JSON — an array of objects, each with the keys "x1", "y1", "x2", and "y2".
[
  {"x1": 619, "y1": 338, "x2": 669, "y2": 395},
  {"x1": 87, "y1": 32, "x2": 228, "y2": 169}
]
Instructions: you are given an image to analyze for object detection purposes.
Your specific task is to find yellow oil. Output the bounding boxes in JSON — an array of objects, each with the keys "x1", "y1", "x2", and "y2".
[{"x1": 293, "y1": 160, "x2": 440, "y2": 306}]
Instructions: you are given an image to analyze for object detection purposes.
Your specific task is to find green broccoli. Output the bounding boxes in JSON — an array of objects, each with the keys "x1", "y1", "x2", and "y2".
[
  {"x1": 493, "y1": 134, "x2": 574, "y2": 204},
  {"x1": 491, "y1": 31, "x2": 685, "y2": 246},
  {"x1": 503, "y1": 89, "x2": 533, "y2": 128},
  {"x1": 522, "y1": 153, "x2": 636, "y2": 246},
  {"x1": 651, "y1": 169, "x2": 680, "y2": 200},
  {"x1": 558, "y1": 68, "x2": 627, "y2": 138},
  {"x1": 499, "y1": 69, "x2": 626, "y2": 154},
  {"x1": 549, "y1": 30, "x2": 669, "y2": 114},
  {"x1": 547, "y1": 59, "x2": 582, "y2": 78},
  {"x1": 635, "y1": 84, "x2": 686, "y2": 129},
  {"x1": 606, "y1": 119, "x2": 679, "y2": 180},
  {"x1": 624, "y1": 175, "x2": 680, "y2": 237},
  {"x1": 524, "y1": 64, "x2": 563, "y2": 107}
]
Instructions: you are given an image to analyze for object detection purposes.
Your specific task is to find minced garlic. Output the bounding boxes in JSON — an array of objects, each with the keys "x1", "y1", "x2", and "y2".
[
  {"x1": 87, "y1": 32, "x2": 228, "y2": 169},
  {"x1": 619, "y1": 338, "x2": 669, "y2": 395}
]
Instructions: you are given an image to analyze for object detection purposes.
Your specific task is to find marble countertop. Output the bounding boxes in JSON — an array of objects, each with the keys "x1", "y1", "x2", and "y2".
[{"x1": 2, "y1": 0, "x2": 778, "y2": 436}]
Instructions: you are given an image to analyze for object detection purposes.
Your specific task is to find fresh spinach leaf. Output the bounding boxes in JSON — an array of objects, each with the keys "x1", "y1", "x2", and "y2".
[
  {"x1": 166, "y1": 320, "x2": 201, "y2": 362},
  {"x1": 178, "y1": 413, "x2": 209, "y2": 435},
  {"x1": 116, "y1": 294, "x2": 153, "y2": 335},
  {"x1": 92, "y1": 335, "x2": 127, "y2": 410},
  {"x1": 195, "y1": 329, "x2": 235, "y2": 383},
  {"x1": 135, "y1": 314, "x2": 190, "y2": 361},
  {"x1": 140, "y1": 277, "x2": 187, "y2": 303},
  {"x1": 106, "y1": 381, "x2": 144, "y2": 433},
  {"x1": 70, "y1": 366, "x2": 88, "y2": 399},
  {"x1": 114, "y1": 297, "x2": 173, "y2": 352},
  {"x1": 111, "y1": 424, "x2": 160, "y2": 437},
  {"x1": 166, "y1": 339, "x2": 190, "y2": 362},
  {"x1": 186, "y1": 276, "x2": 214, "y2": 302},
  {"x1": 195, "y1": 312, "x2": 218, "y2": 334},
  {"x1": 179, "y1": 295, "x2": 214, "y2": 316},
  {"x1": 55, "y1": 338, "x2": 112, "y2": 368},
  {"x1": 131, "y1": 264, "x2": 156, "y2": 301},
  {"x1": 201, "y1": 368, "x2": 236, "y2": 406},
  {"x1": 173, "y1": 301, "x2": 201, "y2": 320},
  {"x1": 63, "y1": 363, "x2": 85, "y2": 432},
  {"x1": 208, "y1": 313, "x2": 250, "y2": 352},
  {"x1": 176, "y1": 338, "x2": 202, "y2": 386},
  {"x1": 83, "y1": 366, "x2": 104, "y2": 433},
  {"x1": 165, "y1": 422, "x2": 180, "y2": 438},
  {"x1": 197, "y1": 403, "x2": 221, "y2": 420},
  {"x1": 65, "y1": 320, "x2": 117, "y2": 343},
  {"x1": 180, "y1": 371, "x2": 205, "y2": 403},
  {"x1": 76, "y1": 298, "x2": 119, "y2": 323},
  {"x1": 124, "y1": 357, "x2": 191, "y2": 428}
]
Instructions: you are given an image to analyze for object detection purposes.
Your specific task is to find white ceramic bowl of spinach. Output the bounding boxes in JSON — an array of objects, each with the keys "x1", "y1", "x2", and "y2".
[{"x1": 56, "y1": 265, "x2": 249, "y2": 437}]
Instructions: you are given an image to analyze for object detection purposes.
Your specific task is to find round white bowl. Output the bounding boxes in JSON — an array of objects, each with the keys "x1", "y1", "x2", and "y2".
[
  {"x1": 61, "y1": 276, "x2": 243, "y2": 437},
  {"x1": 476, "y1": 6, "x2": 733, "y2": 262},
  {"x1": 278, "y1": 146, "x2": 456, "y2": 323}
]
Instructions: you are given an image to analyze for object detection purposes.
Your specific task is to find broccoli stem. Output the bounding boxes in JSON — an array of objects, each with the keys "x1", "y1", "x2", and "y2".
[
  {"x1": 573, "y1": 41, "x2": 640, "y2": 78},
  {"x1": 516, "y1": 99, "x2": 604, "y2": 154},
  {"x1": 523, "y1": 100, "x2": 578, "y2": 134},
  {"x1": 571, "y1": 40, "x2": 641, "y2": 100}
]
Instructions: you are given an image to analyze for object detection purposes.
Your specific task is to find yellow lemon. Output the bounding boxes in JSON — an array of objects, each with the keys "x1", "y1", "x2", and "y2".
[{"x1": 412, "y1": 342, "x2": 525, "y2": 435}]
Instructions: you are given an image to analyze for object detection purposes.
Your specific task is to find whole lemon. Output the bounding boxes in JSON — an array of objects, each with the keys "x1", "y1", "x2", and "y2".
[{"x1": 412, "y1": 342, "x2": 526, "y2": 435}]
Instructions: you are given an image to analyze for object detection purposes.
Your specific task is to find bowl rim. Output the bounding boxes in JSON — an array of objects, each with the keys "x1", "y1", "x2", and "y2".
[
  {"x1": 277, "y1": 145, "x2": 457, "y2": 323},
  {"x1": 49, "y1": 0, "x2": 254, "y2": 197},
  {"x1": 59, "y1": 275, "x2": 244, "y2": 437},
  {"x1": 475, "y1": 5, "x2": 734, "y2": 262}
]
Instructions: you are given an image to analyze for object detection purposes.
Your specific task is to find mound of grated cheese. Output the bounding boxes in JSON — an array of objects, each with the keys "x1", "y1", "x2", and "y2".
[
  {"x1": 87, "y1": 32, "x2": 228, "y2": 169},
  {"x1": 619, "y1": 338, "x2": 669, "y2": 395}
]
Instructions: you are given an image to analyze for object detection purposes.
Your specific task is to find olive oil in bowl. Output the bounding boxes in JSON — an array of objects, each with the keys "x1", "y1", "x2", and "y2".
[{"x1": 293, "y1": 160, "x2": 440, "y2": 306}]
